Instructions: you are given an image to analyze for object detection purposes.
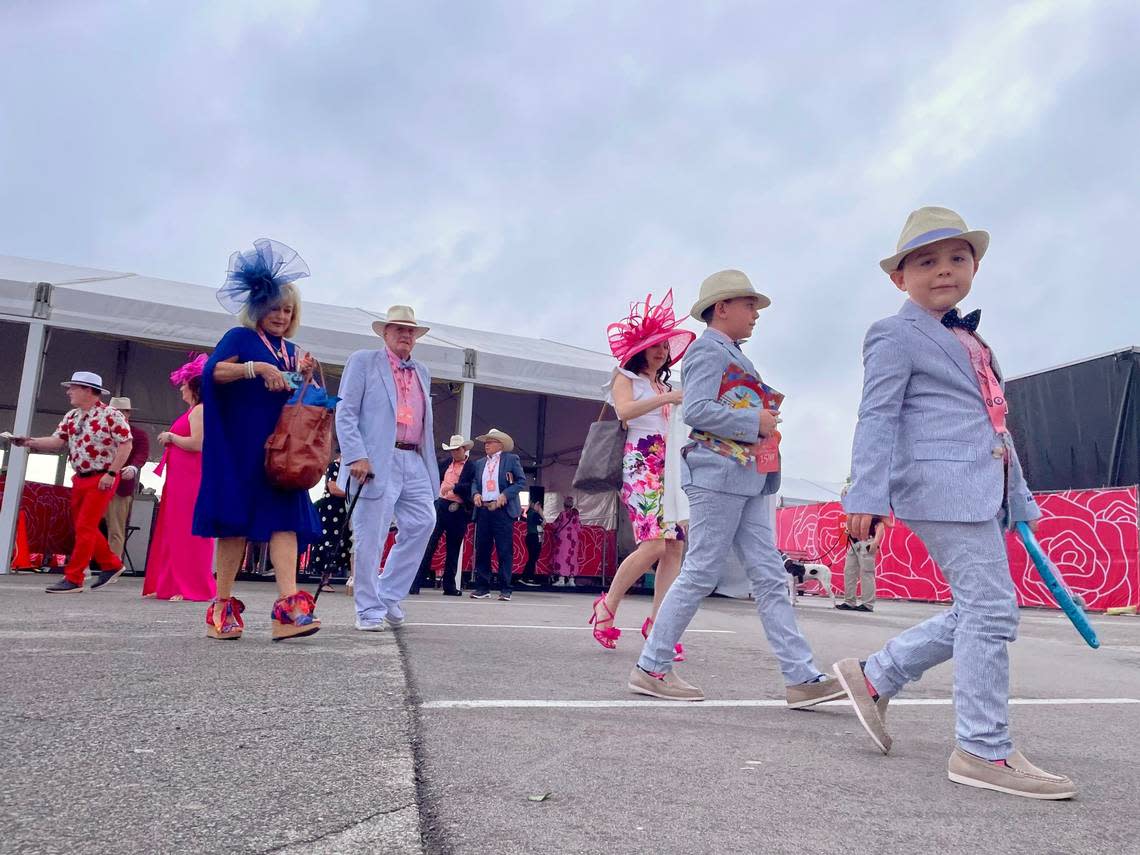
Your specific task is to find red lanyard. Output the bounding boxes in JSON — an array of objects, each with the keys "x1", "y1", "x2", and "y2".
[{"x1": 257, "y1": 331, "x2": 294, "y2": 371}]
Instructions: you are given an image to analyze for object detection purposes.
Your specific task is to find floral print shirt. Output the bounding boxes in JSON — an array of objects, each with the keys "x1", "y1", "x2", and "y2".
[{"x1": 54, "y1": 401, "x2": 132, "y2": 474}]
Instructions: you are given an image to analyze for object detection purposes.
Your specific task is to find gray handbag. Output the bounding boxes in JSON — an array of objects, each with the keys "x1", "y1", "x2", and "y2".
[{"x1": 572, "y1": 403, "x2": 627, "y2": 493}]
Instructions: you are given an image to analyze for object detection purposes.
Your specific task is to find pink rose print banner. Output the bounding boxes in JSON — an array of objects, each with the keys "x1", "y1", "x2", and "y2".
[
  {"x1": 777, "y1": 487, "x2": 1139, "y2": 611},
  {"x1": 1, "y1": 478, "x2": 75, "y2": 558},
  {"x1": 382, "y1": 522, "x2": 617, "y2": 578}
]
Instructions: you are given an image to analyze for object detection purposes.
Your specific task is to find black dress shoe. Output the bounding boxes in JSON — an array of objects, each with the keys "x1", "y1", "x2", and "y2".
[
  {"x1": 443, "y1": 590, "x2": 462, "y2": 597},
  {"x1": 835, "y1": 602, "x2": 854, "y2": 610},
  {"x1": 90, "y1": 567, "x2": 124, "y2": 590},
  {"x1": 45, "y1": 579, "x2": 84, "y2": 594}
]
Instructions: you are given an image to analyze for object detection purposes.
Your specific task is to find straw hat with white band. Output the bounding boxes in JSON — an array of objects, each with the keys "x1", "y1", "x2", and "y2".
[{"x1": 372, "y1": 305, "x2": 431, "y2": 339}]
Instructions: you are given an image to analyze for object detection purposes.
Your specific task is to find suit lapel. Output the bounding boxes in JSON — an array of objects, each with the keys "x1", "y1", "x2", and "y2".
[
  {"x1": 708, "y1": 331, "x2": 759, "y2": 378},
  {"x1": 900, "y1": 300, "x2": 976, "y2": 386},
  {"x1": 376, "y1": 349, "x2": 398, "y2": 408}
]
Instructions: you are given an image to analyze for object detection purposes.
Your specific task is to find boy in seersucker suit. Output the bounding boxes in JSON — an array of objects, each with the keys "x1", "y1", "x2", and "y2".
[
  {"x1": 629, "y1": 269, "x2": 845, "y2": 711},
  {"x1": 835, "y1": 206, "x2": 1076, "y2": 799}
]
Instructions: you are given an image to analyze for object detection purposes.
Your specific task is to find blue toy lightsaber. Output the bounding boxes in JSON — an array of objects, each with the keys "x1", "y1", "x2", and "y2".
[{"x1": 1016, "y1": 522, "x2": 1100, "y2": 649}]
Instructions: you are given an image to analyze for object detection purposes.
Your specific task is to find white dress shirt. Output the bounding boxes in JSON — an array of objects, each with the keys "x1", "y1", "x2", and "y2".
[{"x1": 480, "y1": 452, "x2": 502, "y2": 502}]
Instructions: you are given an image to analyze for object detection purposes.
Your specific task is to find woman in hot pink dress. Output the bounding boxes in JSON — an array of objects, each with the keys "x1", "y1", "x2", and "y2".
[{"x1": 143, "y1": 355, "x2": 215, "y2": 601}]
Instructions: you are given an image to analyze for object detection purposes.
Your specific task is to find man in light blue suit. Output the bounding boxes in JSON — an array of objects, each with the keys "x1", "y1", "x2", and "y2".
[
  {"x1": 336, "y1": 306, "x2": 440, "y2": 631},
  {"x1": 468, "y1": 429, "x2": 528, "y2": 601},
  {"x1": 836, "y1": 207, "x2": 1075, "y2": 799},
  {"x1": 631, "y1": 270, "x2": 845, "y2": 709}
]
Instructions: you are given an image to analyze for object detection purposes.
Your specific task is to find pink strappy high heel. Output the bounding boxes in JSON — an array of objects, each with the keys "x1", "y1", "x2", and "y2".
[
  {"x1": 641, "y1": 616, "x2": 685, "y2": 662},
  {"x1": 589, "y1": 594, "x2": 621, "y2": 650}
]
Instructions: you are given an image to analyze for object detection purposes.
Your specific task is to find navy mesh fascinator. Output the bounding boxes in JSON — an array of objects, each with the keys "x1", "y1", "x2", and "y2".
[{"x1": 217, "y1": 238, "x2": 310, "y2": 315}]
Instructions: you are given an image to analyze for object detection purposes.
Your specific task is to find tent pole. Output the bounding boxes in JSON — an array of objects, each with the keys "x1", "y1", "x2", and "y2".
[
  {"x1": 456, "y1": 381, "x2": 474, "y2": 441},
  {"x1": 452, "y1": 382, "x2": 475, "y2": 593},
  {"x1": 534, "y1": 394, "x2": 547, "y2": 484},
  {"x1": 0, "y1": 321, "x2": 48, "y2": 574}
]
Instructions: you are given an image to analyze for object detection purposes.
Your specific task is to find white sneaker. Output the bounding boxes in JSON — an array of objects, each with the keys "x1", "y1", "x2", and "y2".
[
  {"x1": 355, "y1": 618, "x2": 385, "y2": 632},
  {"x1": 385, "y1": 613, "x2": 405, "y2": 627}
]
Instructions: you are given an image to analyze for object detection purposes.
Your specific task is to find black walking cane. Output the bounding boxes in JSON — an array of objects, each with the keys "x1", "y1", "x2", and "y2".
[{"x1": 313, "y1": 472, "x2": 373, "y2": 602}]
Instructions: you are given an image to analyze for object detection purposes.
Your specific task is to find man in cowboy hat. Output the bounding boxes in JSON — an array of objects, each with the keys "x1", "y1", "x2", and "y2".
[
  {"x1": 10, "y1": 371, "x2": 134, "y2": 593},
  {"x1": 835, "y1": 207, "x2": 1074, "y2": 798},
  {"x1": 410, "y1": 434, "x2": 476, "y2": 596},
  {"x1": 632, "y1": 271, "x2": 845, "y2": 708},
  {"x1": 102, "y1": 396, "x2": 151, "y2": 565},
  {"x1": 336, "y1": 306, "x2": 440, "y2": 631},
  {"x1": 469, "y1": 428, "x2": 527, "y2": 601}
]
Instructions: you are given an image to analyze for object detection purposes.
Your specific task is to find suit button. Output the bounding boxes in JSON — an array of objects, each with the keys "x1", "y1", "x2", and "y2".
[{"x1": 992, "y1": 446, "x2": 1005, "y2": 458}]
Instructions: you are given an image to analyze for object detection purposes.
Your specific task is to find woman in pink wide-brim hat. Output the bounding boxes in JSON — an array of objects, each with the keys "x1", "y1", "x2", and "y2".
[{"x1": 588, "y1": 291, "x2": 695, "y2": 660}]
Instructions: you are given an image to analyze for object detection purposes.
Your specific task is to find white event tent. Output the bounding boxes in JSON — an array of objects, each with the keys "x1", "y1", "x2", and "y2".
[{"x1": 0, "y1": 254, "x2": 619, "y2": 570}]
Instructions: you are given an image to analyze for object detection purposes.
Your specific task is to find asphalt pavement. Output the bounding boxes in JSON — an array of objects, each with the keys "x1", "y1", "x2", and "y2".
[{"x1": 3, "y1": 574, "x2": 1139, "y2": 855}]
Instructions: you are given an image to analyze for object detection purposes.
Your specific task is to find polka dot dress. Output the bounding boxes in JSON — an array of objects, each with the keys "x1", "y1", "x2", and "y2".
[{"x1": 310, "y1": 460, "x2": 353, "y2": 578}]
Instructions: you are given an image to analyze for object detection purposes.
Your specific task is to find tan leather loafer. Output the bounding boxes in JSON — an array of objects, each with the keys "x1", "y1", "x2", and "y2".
[
  {"x1": 833, "y1": 658, "x2": 892, "y2": 754},
  {"x1": 628, "y1": 666, "x2": 704, "y2": 701},
  {"x1": 786, "y1": 675, "x2": 846, "y2": 709},
  {"x1": 948, "y1": 747, "x2": 1077, "y2": 799}
]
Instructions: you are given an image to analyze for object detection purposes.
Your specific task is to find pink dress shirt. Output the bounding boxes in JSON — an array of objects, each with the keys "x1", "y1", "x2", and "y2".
[
  {"x1": 921, "y1": 303, "x2": 1009, "y2": 436},
  {"x1": 386, "y1": 348, "x2": 426, "y2": 444},
  {"x1": 440, "y1": 459, "x2": 465, "y2": 501}
]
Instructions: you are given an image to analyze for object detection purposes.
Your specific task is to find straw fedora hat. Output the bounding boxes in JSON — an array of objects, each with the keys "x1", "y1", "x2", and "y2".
[
  {"x1": 108, "y1": 397, "x2": 132, "y2": 411},
  {"x1": 476, "y1": 428, "x2": 514, "y2": 453},
  {"x1": 371, "y1": 305, "x2": 431, "y2": 338},
  {"x1": 689, "y1": 269, "x2": 771, "y2": 321},
  {"x1": 441, "y1": 434, "x2": 474, "y2": 451},
  {"x1": 879, "y1": 206, "x2": 989, "y2": 274},
  {"x1": 60, "y1": 371, "x2": 109, "y2": 394}
]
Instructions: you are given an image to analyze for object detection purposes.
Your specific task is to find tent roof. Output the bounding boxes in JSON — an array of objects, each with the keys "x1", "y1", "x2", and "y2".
[
  {"x1": 1006, "y1": 345, "x2": 1140, "y2": 382},
  {"x1": 0, "y1": 254, "x2": 614, "y2": 399}
]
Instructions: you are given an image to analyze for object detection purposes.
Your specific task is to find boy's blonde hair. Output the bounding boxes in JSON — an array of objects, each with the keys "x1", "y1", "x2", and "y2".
[{"x1": 239, "y1": 281, "x2": 302, "y2": 338}]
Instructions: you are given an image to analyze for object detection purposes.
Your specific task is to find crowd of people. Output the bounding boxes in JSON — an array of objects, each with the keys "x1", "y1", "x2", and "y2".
[{"x1": 6, "y1": 205, "x2": 1079, "y2": 799}]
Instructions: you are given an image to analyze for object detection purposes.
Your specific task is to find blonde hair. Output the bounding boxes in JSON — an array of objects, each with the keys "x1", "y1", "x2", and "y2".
[{"x1": 239, "y1": 281, "x2": 302, "y2": 339}]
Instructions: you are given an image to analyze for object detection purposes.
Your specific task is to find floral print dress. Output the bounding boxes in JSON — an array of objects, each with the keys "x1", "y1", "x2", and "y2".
[{"x1": 605, "y1": 368, "x2": 685, "y2": 543}]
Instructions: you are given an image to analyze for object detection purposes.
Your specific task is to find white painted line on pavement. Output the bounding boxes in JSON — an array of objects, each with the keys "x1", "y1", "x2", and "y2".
[
  {"x1": 423, "y1": 697, "x2": 1140, "y2": 710},
  {"x1": 406, "y1": 622, "x2": 734, "y2": 633}
]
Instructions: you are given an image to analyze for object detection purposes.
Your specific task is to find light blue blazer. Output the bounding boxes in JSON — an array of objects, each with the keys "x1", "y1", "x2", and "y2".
[
  {"x1": 843, "y1": 300, "x2": 1040, "y2": 524},
  {"x1": 335, "y1": 349, "x2": 441, "y2": 501},
  {"x1": 680, "y1": 330, "x2": 780, "y2": 498}
]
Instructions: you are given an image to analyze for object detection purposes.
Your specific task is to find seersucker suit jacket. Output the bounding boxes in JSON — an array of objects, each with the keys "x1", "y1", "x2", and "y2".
[
  {"x1": 843, "y1": 299, "x2": 1040, "y2": 524},
  {"x1": 334, "y1": 348, "x2": 441, "y2": 501},
  {"x1": 680, "y1": 329, "x2": 781, "y2": 498}
]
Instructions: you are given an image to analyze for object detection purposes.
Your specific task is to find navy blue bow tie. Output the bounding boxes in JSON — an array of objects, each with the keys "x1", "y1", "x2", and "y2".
[
  {"x1": 396, "y1": 359, "x2": 415, "y2": 371},
  {"x1": 941, "y1": 308, "x2": 981, "y2": 332}
]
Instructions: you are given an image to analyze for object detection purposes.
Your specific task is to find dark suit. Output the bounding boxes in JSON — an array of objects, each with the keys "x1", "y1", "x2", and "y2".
[
  {"x1": 470, "y1": 452, "x2": 527, "y2": 595},
  {"x1": 412, "y1": 456, "x2": 475, "y2": 594}
]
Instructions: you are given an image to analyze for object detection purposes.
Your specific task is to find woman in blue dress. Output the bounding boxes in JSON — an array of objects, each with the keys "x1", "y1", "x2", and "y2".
[{"x1": 193, "y1": 239, "x2": 322, "y2": 641}]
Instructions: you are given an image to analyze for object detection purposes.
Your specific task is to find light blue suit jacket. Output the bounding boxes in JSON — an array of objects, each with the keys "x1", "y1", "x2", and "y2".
[
  {"x1": 335, "y1": 348, "x2": 441, "y2": 501},
  {"x1": 843, "y1": 300, "x2": 1040, "y2": 524},
  {"x1": 681, "y1": 329, "x2": 780, "y2": 498},
  {"x1": 470, "y1": 453, "x2": 528, "y2": 518}
]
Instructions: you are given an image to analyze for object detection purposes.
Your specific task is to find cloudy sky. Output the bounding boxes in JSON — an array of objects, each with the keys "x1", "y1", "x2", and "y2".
[{"x1": 2, "y1": 0, "x2": 1137, "y2": 481}]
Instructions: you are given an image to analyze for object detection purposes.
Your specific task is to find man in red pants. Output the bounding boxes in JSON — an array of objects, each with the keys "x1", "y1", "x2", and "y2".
[{"x1": 11, "y1": 371, "x2": 133, "y2": 593}]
